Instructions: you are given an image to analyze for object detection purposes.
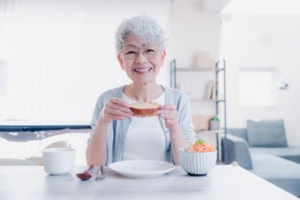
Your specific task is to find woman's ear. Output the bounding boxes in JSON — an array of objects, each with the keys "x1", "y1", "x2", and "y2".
[
  {"x1": 160, "y1": 51, "x2": 166, "y2": 66},
  {"x1": 117, "y1": 54, "x2": 125, "y2": 70}
]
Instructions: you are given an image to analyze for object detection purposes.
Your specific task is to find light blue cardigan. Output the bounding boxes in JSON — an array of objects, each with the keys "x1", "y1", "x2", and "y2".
[{"x1": 88, "y1": 85, "x2": 196, "y2": 165}]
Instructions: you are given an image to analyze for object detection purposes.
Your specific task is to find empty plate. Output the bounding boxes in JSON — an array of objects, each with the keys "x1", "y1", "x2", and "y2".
[{"x1": 109, "y1": 160, "x2": 175, "y2": 178}]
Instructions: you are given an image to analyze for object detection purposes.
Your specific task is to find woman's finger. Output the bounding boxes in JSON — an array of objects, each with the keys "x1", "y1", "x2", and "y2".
[
  {"x1": 108, "y1": 98, "x2": 133, "y2": 115},
  {"x1": 106, "y1": 107, "x2": 132, "y2": 118},
  {"x1": 103, "y1": 110, "x2": 127, "y2": 121},
  {"x1": 110, "y1": 98, "x2": 130, "y2": 108},
  {"x1": 160, "y1": 113, "x2": 177, "y2": 120},
  {"x1": 157, "y1": 110, "x2": 178, "y2": 119},
  {"x1": 157, "y1": 110, "x2": 173, "y2": 115},
  {"x1": 160, "y1": 104, "x2": 176, "y2": 111},
  {"x1": 108, "y1": 102, "x2": 133, "y2": 115}
]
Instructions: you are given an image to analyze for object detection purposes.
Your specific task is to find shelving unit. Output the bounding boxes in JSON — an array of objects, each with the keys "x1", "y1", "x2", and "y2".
[{"x1": 170, "y1": 59, "x2": 228, "y2": 164}]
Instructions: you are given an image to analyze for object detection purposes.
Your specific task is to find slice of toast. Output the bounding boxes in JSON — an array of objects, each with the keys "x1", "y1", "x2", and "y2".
[{"x1": 130, "y1": 102, "x2": 161, "y2": 117}]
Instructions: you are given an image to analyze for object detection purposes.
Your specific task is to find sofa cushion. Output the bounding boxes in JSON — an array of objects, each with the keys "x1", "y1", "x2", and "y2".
[
  {"x1": 227, "y1": 128, "x2": 248, "y2": 142},
  {"x1": 247, "y1": 120, "x2": 288, "y2": 147},
  {"x1": 249, "y1": 154, "x2": 300, "y2": 196},
  {"x1": 249, "y1": 147, "x2": 300, "y2": 164}
]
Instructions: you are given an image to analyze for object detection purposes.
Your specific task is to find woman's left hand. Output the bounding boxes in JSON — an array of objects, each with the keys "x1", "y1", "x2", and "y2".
[{"x1": 156, "y1": 104, "x2": 180, "y2": 131}]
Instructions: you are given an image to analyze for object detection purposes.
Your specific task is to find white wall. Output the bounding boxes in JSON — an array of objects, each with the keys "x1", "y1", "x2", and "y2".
[
  {"x1": 222, "y1": 14, "x2": 300, "y2": 146},
  {"x1": 171, "y1": 0, "x2": 221, "y2": 68},
  {"x1": 171, "y1": 0, "x2": 221, "y2": 112},
  {"x1": 171, "y1": 0, "x2": 222, "y2": 145}
]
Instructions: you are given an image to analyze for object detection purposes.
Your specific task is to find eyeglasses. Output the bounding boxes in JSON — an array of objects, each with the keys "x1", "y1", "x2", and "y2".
[{"x1": 122, "y1": 45, "x2": 159, "y2": 60}]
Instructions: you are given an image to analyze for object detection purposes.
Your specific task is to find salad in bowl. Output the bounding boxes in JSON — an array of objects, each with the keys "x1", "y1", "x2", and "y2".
[{"x1": 179, "y1": 140, "x2": 217, "y2": 176}]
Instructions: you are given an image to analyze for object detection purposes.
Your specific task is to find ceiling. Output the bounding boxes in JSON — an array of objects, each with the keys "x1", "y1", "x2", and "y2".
[
  {"x1": 222, "y1": 0, "x2": 300, "y2": 15},
  {"x1": 200, "y1": 0, "x2": 232, "y2": 14},
  {"x1": 172, "y1": 0, "x2": 232, "y2": 14},
  {"x1": 173, "y1": 0, "x2": 300, "y2": 15}
]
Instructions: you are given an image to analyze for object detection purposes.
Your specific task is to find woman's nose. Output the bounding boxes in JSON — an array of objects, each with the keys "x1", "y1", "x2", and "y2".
[{"x1": 135, "y1": 51, "x2": 148, "y2": 64}]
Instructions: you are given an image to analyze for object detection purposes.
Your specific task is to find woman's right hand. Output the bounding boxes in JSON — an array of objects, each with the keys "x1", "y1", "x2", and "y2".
[{"x1": 99, "y1": 98, "x2": 134, "y2": 124}]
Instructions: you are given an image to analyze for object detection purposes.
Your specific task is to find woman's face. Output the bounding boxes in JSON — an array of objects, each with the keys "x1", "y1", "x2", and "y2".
[{"x1": 117, "y1": 34, "x2": 166, "y2": 85}]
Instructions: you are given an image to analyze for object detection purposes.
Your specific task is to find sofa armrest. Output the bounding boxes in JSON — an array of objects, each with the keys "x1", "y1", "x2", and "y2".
[{"x1": 222, "y1": 134, "x2": 253, "y2": 169}]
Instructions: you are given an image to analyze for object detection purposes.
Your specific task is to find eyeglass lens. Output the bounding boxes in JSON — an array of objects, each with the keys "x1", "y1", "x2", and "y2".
[{"x1": 123, "y1": 46, "x2": 158, "y2": 60}]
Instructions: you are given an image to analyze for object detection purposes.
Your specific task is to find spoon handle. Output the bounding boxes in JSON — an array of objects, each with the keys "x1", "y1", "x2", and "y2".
[{"x1": 85, "y1": 164, "x2": 94, "y2": 173}]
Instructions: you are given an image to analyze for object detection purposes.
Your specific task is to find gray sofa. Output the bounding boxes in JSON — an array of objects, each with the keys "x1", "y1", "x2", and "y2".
[{"x1": 222, "y1": 119, "x2": 300, "y2": 196}]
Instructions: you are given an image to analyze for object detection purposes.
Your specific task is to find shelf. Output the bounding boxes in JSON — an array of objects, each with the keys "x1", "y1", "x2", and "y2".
[
  {"x1": 173, "y1": 67, "x2": 225, "y2": 72},
  {"x1": 190, "y1": 99, "x2": 225, "y2": 102},
  {"x1": 170, "y1": 59, "x2": 228, "y2": 164},
  {"x1": 196, "y1": 130, "x2": 225, "y2": 134}
]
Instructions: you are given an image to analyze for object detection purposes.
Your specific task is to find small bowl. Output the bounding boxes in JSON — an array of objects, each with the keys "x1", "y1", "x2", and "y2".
[
  {"x1": 42, "y1": 148, "x2": 76, "y2": 175},
  {"x1": 179, "y1": 147, "x2": 217, "y2": 176}
]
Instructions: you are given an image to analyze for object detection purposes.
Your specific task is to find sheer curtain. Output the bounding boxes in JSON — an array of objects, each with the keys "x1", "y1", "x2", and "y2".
[{"x1": 0, "y1": 0, "x2": 171, "y2": 122}]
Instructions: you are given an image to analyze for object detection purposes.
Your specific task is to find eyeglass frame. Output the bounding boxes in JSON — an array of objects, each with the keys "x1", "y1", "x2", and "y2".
[{"x1": 121, "y1": 45, "x2": 161, "y2": 60}]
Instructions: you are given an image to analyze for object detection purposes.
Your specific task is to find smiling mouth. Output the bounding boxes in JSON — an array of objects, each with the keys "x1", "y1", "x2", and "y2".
[{"x1": 134, "y1": 68, "x2": 152, "y2": 72}]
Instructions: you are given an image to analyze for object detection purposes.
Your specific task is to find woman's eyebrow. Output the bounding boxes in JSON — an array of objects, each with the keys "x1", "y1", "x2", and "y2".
[
  {"x1": 124, "y1": 44, "x2": 138, "y2": 48},
  {"x1": 124, "y1": 44, "x2": 156, "y2": 48}
]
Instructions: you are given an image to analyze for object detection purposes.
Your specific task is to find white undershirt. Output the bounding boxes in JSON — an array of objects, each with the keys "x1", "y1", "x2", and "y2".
[{"x1": 122, "y1": 92, "x2": 166, "y2": 161}]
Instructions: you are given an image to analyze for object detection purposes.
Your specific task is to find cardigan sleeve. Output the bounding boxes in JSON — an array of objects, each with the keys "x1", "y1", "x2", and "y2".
[
  {"x1": 87, "y1": 93, "x2": 114, "y2": 165},
  {"x1": 177, "y1": 92, "x2": 196, "y2": 144},
  {"x1": 87, "y1": 95, "x2": 104, "y2": 145}
]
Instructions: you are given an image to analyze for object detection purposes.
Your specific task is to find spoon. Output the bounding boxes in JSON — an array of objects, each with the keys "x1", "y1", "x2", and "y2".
[{"x1": 76, "y1": 164, "x2": 94, "y2": 180}]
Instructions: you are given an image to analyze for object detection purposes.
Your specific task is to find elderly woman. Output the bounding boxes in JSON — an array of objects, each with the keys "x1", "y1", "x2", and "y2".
[{"x1": 86, "y1": 15, "x2": 195, "y2": 166}]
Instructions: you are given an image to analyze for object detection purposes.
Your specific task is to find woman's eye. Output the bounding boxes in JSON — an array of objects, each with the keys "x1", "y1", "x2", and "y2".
[
  {"x1": 145, "y1": 49, "x2": 155, "y2": 53},
  {"x1": 126, "y1": 51, "x2": 137, "y2": 55}
]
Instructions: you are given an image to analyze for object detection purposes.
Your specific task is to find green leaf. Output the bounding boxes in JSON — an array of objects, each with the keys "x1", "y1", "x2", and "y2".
[
  {"x1": 196, "y1": 139, "x2": 204, "y2": 145},
  {"x1": 212, "y1": 116, "x2": 219, "y2": 121}
]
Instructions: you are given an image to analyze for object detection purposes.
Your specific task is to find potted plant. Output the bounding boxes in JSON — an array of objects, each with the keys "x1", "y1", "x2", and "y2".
[{"x1": 209, "y1": 116, "x2": 220, "y2": 130}]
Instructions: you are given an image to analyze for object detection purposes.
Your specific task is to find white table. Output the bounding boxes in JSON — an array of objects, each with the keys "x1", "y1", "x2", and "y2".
[{"x1": 0, "y1": 164, "x2": 298, "y2": 200}]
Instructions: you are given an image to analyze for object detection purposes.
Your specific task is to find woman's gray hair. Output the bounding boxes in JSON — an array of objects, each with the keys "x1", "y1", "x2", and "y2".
[{"x1": 115, "y1": 14, "x2": 168, "y2": 54}]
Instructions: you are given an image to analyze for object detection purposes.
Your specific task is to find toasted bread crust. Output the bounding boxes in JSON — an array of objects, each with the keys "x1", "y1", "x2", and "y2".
[{"x1": 130, "y1": 102, "x2": 161, "y2": 117}]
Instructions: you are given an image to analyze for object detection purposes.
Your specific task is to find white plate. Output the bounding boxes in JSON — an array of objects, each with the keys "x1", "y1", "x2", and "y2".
[{"x1": 109, "y1": 160, "x2": 175, "y2": 179}]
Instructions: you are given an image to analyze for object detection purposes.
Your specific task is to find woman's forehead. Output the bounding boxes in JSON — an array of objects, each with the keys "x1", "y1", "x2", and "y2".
[{"x1": 123, "y1": 34, "x2": 157, "y2": 48}]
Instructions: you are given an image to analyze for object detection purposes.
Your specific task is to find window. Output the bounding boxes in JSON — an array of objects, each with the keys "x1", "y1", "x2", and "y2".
[
  {"x1": 0, "y1": 0, "x2": 171, "y2": 122},
  {"x1": 0, "y1": 0, "x2": 171, "y2": 165},
  {"x1": 238, "y1": 68, "x2": 277, "y2": 107}
]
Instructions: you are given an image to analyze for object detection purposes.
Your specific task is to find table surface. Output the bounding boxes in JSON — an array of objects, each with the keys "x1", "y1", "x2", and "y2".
[
  {"x1": 0, "y1": 121, "x2": 91, "y2": 142},
  {"x1": 0, "y1": 121, "x2": 91, "y2": 131},
  {"x1": 0, "y1": 164, "x2": 298, "y2": 200}
]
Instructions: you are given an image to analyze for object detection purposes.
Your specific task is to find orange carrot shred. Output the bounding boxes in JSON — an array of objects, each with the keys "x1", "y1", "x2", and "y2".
[{"x1": 185, "y1": 140, "x2": 216, "y2": 152}]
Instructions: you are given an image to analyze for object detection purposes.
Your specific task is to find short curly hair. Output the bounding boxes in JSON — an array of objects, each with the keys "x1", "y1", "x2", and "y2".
[{"x1": 115, "y1": 14, "x2": 168, "y2": 54}]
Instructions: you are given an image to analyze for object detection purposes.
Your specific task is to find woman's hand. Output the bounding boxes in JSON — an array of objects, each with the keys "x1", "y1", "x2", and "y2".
[
  {"x1": 157, "y1": 104, "x2": 180, "y2": 131},
  {"x1": 99, "y1": 98, "x2": 133, "y2": 124}
]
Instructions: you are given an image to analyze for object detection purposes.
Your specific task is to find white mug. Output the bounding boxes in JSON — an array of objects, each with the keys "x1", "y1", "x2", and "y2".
[{"x1": 42, "y1": 148, "x2": 76, "y2": 175}]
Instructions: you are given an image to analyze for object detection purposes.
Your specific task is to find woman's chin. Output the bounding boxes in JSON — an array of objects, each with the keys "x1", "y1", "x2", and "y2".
[{"x1": 132, "y1": 79, "x2": 156, "y2": 85}]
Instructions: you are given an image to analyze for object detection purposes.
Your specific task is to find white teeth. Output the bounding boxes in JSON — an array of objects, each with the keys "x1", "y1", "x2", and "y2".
[{"x1": 135, "y1": 68, "x2": 151, "y2": 72}]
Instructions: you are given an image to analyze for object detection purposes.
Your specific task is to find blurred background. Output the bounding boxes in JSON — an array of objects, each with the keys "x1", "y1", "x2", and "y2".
[{"x1": 0, "y1": 0, "x2": 299, "y2": 166}]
